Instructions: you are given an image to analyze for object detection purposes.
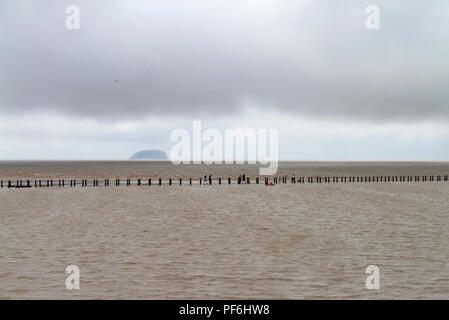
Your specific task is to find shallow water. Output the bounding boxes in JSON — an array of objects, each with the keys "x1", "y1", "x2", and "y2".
[{"x1": 0, "y1": 162, "x2": 448, "y2": 299}]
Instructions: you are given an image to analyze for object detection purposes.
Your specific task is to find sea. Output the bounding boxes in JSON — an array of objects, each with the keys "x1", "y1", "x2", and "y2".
[{"x1": 0, "y1": 161, "x2": 448, "y2": 299}]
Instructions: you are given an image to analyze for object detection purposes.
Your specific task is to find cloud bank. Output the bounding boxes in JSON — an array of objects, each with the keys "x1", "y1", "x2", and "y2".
[{"x1": 1, "y1": 0, "x2": 448, "y2": 121}]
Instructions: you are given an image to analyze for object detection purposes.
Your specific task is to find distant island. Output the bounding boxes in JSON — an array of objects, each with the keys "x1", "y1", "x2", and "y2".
[{"x1": 130, "y1": 150, "x2": 168, "y2": 160}]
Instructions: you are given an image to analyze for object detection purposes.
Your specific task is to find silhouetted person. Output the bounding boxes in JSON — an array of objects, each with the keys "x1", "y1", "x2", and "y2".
[
  {"x1": 242, "y1": 174, "x2": 246, "y2": 184},
  {"x1": 238, "y1": 175, "x2": 241, "y2": 184},
  {"x1": 209, "y1": 175, "x2": 212, "y2": 185}
]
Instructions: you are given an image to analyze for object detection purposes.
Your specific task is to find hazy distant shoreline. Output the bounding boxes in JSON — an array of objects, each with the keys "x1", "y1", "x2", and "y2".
[{"x1": 0, "y1": 161, "x2": 448, "y2": 180}]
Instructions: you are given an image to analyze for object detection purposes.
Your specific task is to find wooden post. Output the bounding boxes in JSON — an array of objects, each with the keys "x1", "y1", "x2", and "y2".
[
  {"x1": 159, "y1": 178, "x2": 162, "y2": 186},
  {"x1": 256, "y1": 177, "x2": 259, "y2": 184},
  {"x1": 169, "y1": 178, "x2": 172, "y2": 185},
  {"x1": 27, "y1": 180, "x2": 30, "y2": 187},
  {"x1": 228, "y1": 177, "x2": 231, "y2": 185},
  {"x1": 190, "y1": 178, "x2": 192, "y2": 185},
  {"x1": 247, "y1": 177, "x2": 250, "y2": 184},
  {"x1": 149, "y1": 179, "x2": 151, "y2": 186},
  {"x1": 219, "y1": 177, "x2": 222, "y2": 185},
  {"x1": 180, "y1": 178, "x2": 182, "y2": 185},
  {"x1": 8, "y1": 181, "x2": 11, "y2": 188},
  {"x1": 138, "y1": 179, "x2": 141, "y2": 186}
]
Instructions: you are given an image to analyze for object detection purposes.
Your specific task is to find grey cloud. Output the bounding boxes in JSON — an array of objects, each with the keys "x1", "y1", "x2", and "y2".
[{"x1": 0, "y1": 0, "x2": 448, "y2": 121}]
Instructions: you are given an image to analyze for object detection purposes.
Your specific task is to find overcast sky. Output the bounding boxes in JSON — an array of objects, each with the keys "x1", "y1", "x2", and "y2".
[{"x1": 1, "y1": 0, "x2": 449, "y2": 160}]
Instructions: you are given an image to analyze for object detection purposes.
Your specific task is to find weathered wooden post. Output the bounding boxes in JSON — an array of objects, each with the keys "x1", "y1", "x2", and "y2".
[
  {"x1": 137, "y1": 179, "x2": 141, "y2": 186},
  {"x1": 189, "y1": 178, "x2": 192, "y2": 185},
  {"x1": 228, "y1": 177, "x2": 231, "y2": 185},
  {"x1": 200, "y1": 178, "x2": 202, "y2": 185},
  {"x1": 256, "y1": 177, "x2": 259, "y2": 184},
  {"x1": 219, "y1": 177, "x2": 222, "y2": 185},
  {"x1": 180, "y1": 178, "x2": 182, "y2": 185},
  {"x1": 27, "y1": 180, "x2": 30, "y2": 187},
  {"x1": 149, "y1": 179, "x2": 152, "y2": 186},
  {"x1": 159, "y1": 178, "x2": 162, "y2": 186},
  {"x1": 8, "y1": 180, "x2": 11, "y2": 188},
  {"x1": 247, "y1": 177, "x2": 250, "y2": 184},
  {"x1": 169, "y1": 178, "x2": 172, "y2": 185}
]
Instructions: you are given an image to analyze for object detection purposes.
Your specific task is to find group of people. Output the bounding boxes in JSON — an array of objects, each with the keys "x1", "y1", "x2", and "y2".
[
  {"x1": 202, "y1": 174, "x2": 249, "y2": 184},
  {"x1": 203, "y1": 175, "x2": 212, "y2": 185},
  {"x1": 201, "y1": 174, "x2": 298, "y2": 184},
  {"x1": 237, "y1": 174, "x2": 246, "y2": 184}
]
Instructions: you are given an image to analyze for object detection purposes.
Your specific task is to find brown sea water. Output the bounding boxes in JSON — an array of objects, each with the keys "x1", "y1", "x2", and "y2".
[{"x1": 0, "y1": 161, "x2": 448, "y2": 299}]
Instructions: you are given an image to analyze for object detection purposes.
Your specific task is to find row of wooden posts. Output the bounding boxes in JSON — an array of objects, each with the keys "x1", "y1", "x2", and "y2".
[{"x1": 1, "y1": 175, "x2": 448, "y2": 189}]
